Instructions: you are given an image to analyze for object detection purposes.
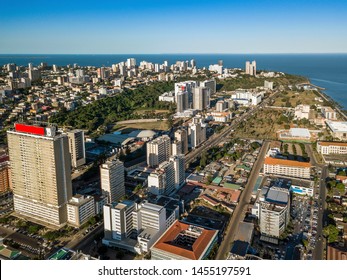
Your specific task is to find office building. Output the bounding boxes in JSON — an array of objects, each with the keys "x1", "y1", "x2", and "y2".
[
  {"x1": 171, "y1": 140, "x2": 182, "y2": 156},
  {"x1": 193, "y1": 86, "x2": 210, "y2": 110},
  {"x1": 103, "y1": 200, "x2": 136, "y2": 241},
  {"x1": 258, "y1": 183, "x2": 290, "y2": 240},
  {"x1": 189, "y1": 118, "x2": 206, "y2": 149},
  {"x1": 263, "y1": 157, "x2": 311, "y2": 179},
  {"x1": 151, "y1": 220, "x2": 218, "y2": 260},
  {"x1": 0, "y1": 155, "x2": 11, "y2": 193},
  {"x1": 67, "y1": 195, "x2": 95, "y2": 228},
  {"x1": 146, "y1": 135, "x2": 171, "y2": 167},
  {"x1": 170, "y1": 155, "x2": 185, "y2": 189},
  {"x1": 174, "y1": 128, "x2": 188, "y2": 154},
  {"x1": 103, "y1": 200, "x2": 177, "y2": 253},
  {"x1": 126, "y1": 58, "x2": 136, "y2": 68},
  {"x1": 245, "y1": 60, "x2": 256, "y2": 76},
  {"x1": 148, "y1": 161, "x2": 175, "y2": 195},
  {"x1": 67, "y1": 130, "x2": 86, "y2": 168},
  {"x1": 216, "y1": 100, "x2": 227, "y2": 112},
  {"x1": 176, "y1": 91, "x2": 189, "y2": 113},
  {"x1": 100, "y1": 159, "x2": 125, "y2": 203},
  {"x1": 7, "y1": 123, "x2": 72, "y2": 227},
  {"x1": 201, "y1": 79, "x2": 216, "y2": 95},
  {"x1": 28, "y1": 68, "x2": 41, "y2": 82}
]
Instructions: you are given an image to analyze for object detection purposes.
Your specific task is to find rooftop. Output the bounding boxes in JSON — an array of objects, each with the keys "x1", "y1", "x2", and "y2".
[
  {"x1": 230, "y1": 240, "x2": 250, "y2": 257},
  {"x1": 266, "y1": 188, "x2": 289, "y2": 204},
  {"x1": 318, "y1": 141, "x2": 347, "y2": 147},
  {"x1": 326, "y1": 121, "x2": 347, "y2": 133},
  {"x1": 264, "y1": 157, "x2": 311, "y2": 168},
  {"x1": 289, "y1": 128, "x2": 311, "y2": 138},
  {"x1": 153, "y1": 220, "x2": 217, "y2": 260},
  {"x1": 234, "y1": 222, "x2": 254, "y2": 243}
]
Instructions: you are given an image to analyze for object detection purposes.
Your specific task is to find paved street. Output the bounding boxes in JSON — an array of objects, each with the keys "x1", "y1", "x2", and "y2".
[
  {"x1": 313, "y1": 165, "x2": 328, "y2": 260},
  {"x1": 215, "y1": 141, "x2": 270, "y2": 259}
]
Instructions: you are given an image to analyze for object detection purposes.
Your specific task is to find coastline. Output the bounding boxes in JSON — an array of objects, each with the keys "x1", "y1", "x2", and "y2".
[{"x1": 309, "y1": 79, "x2": 347, "y2": 121}]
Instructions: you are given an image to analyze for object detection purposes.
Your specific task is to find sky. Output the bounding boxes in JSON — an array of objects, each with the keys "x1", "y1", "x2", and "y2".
[{"x1": 1, "y1": 0, "x2": 347, "y2": 54}]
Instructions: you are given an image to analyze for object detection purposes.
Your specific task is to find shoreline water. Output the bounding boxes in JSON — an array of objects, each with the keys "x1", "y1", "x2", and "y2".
[{"x1": 1, "y1": 53, "x2": 346, "y2": 110}]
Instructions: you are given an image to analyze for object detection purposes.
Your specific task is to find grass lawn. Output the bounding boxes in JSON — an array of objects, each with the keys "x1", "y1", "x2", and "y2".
[
  {"x1": 113, "y1": 120, "x2": 170, "y2": 132},
  {"x1": 272, "y1": 90, "x2": 320, "y2": 107}
]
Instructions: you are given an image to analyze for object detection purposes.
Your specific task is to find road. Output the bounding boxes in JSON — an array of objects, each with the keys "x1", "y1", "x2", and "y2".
[
  {"x1": 306, "y1": 143, "x2": 327, "y2": 260},
  {"x1": 215, "y1": 141, "x2": 270, "y2": 259},
  {"x1": 313, "y1": 165, "x2": 328, "y2": 260},
  {"x1": 65, "y1": 223, "x2": 104, "y2": 251},
  {"x1": 185, "y1": 93, "x2": 276, "y2": 167}
]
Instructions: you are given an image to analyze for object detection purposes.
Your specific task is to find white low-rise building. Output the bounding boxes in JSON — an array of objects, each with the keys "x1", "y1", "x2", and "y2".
[
  {"x1": 294, "y1": 105, "x2": 310, "y2": 120},
  {"x1": 317, "y1": 141, "x2": 347, "y2": 155},
  {"x1": 263, "y1": 157, "x2": 311, "y2": 179},
  {"x1": 67, "y1": 195, "x2": 95, "y2": 228},
  {"x1": 231, "y1": 90, "x2": 262, "y2": 106}
]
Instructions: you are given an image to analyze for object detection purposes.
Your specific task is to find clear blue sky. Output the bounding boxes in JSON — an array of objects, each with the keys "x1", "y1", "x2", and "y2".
[{"x1": 1, "y1": 0, "x2": 347, "y2": 54}]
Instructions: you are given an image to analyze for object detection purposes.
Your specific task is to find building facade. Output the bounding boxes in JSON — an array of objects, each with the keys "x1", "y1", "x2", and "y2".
[
  {"x1": 7, "y1": 123, "x2": 72, "y2": 227},
  {"x1": 100, "y1": 159, "x2": 125, "y2": 203},
  {"x1": 317, "y1": 141, "x2": 347, "y2": 155},
  {"x1": 67, "y1": 129, "x2": 86, "y2": 168},
  {"x1": 263, "y1": 157, "x2": 311, "y2": 179},
  {"x1": 67, "y1": 195, "x2": 95, "y2": 228},
  {"x1": 146, "y1": 135, "x2": 171, "y2": 167}
]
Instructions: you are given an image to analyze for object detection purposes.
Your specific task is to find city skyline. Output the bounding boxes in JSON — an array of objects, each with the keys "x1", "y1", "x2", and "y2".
[{"x1": 1, "y1": 0, "x2": 347, "y2": 54}]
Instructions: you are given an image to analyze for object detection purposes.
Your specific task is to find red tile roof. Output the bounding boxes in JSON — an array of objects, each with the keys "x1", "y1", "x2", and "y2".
[
  {"x1": 264, "y1": 157, "x2": 311, "y2": 168},
  {"x1": 153, "y1": 220, "x2": 217, "y2": 260}
]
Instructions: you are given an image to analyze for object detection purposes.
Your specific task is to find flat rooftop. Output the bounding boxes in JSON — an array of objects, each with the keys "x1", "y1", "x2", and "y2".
[
  {"x1": 266, "y1": 188, "x2": 289, "y2": 204},
  {"x1": 326, "y1": 121, "x2": 347, "y2": 133},
  {"x1": 234, "y1": 222, "x2": 254, "y2": 243},
  {"x1": 289, "y1": 128, "x2": 311, "y2": 138}
]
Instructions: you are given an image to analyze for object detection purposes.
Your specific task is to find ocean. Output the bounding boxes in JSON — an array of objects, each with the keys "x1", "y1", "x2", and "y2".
[{"x1": 1, "y1": 54, "x2": 347, "y2": 109}]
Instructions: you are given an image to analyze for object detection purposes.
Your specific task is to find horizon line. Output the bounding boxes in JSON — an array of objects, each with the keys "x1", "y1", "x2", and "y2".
[{"x1": 1, "y1": 52, "x2": 347, "y2": 56}]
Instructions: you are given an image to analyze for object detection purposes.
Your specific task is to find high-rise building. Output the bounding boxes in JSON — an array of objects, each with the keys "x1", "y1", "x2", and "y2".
[
  {"x1": 28, "y1": 68, "x2": 41, "y2": 82},
  {"x1": 148, "y1": 161, "x2": 175, "y2": 195},
  {"x1": 170, "y1": 155, "x2": 185, "y2": 189},
  {"x1": 97, "y1": 67, "x2": 110, "y2": 80},
  {"x1": 189, "y1": 118, "x2": 206, "y2": 148},
  {"x1": 201, "y1": 79, "x2": 216, "y2": 95},
  {"x1": 176, "y1": 91, "x2": 189, "y2": 113},
  {"x1": 126, "y1": 58, "x2": 136, "y2": 68},
  {"x1": 100, "y1": 159, "x2": 125, "y2": 203},
  {"x1": 0, "y1": 154, "x2": 11, "y2": 193},
  {"x1": 257, "y1": 181, "x2": 291, "y2": 239},
  {"x1": 245, "y1": 60, "x2": 257, "y2": 76},
  {"x1": 103, "y1": 200, "x2": 136, "y2": 241},
  {"x1": 146, "y1": 135, "x2": 171, "y2": 167},
  {"x1": 7, "y1": 123, "x2": 72, "y2": 227},
  {"x1": 216, "y1": 100, "x2": 227, "y2": 112},
  {"x1": 174, "y1": 128, "x2": 188, "y2": 154},
  {"x1": 171, "y1": 140, "x2": 182, "y2": 156},
  {"x1": 193, "y1": 87, "x2": 210, "y2": 110},
  {"x1": 190, "y1": 59, "x2": 196, "y2": 68},
  {"x1": 67, "y1": 130, "x2": 86, "y2": 168}
]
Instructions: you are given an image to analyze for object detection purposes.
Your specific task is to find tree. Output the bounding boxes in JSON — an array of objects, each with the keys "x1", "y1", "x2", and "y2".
[{"x1": 323, "y1": 224, "x2": 339, "y2": 243}]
